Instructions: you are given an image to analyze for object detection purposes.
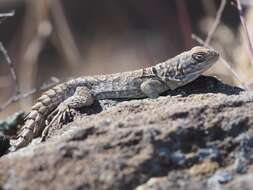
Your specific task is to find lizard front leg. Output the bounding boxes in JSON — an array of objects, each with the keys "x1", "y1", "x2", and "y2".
[
  {"x1": 140, "y1": 79, "x2": 168, "y2": 98},
  {"x1": 41, "y1": 86, "x2": 94, "y2": 141}
]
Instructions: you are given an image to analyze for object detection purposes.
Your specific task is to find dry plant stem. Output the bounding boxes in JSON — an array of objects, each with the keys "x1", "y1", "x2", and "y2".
[
  {"x1": 205, "y1": 0, "x2": 226, "y2": 46},
  {"x1": 0, "y1": 11, "x2": 19, "y2": 94},
  {"x1": 0, "y1": 42, "x2": 19, "y2": 95},
  {"x1": 192, "y1": 34, "x2": 249, "y2": 90},
  {"x1": 0, "y1": 77, "x2": 60, "y2": 112},
  {"x1": 19, "y1": 0, "x2": 51, "y2": 111},
  {"x1": 0, "y1": 11, "x2": 15, "y2": 17},
  {"x1": 236, "y1": 0, "x2": 253, "y2": 69},
  {"x1": 49, "y1": 0, "x2": 81, "y2": 68},
  {"x1": 0, "y1": 11, "x2": 15, "y2": 24}
]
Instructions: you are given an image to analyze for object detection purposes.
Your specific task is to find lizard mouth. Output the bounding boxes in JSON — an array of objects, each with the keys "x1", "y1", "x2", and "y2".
[
  {"x1": 209, "y1": 51, "x2": 219, "y2": 62},
  {"x1": 180, "y1": 55, "x2": 219, "y2": 82},
  {"x1": 196, "y1": 51, "x2": 219, "y2": 71},
  {"x1": 206, "y1": 49, "x2": 219, "y2": 64}
]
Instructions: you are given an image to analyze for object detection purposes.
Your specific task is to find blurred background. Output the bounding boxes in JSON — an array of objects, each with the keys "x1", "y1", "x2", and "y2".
[{"x1": 0, "y1": 0, "x2": 253, "y2": 118}]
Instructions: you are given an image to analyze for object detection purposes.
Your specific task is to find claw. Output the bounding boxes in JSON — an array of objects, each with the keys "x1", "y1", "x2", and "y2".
[
  {"x1": 41, "y1": 104, "x2": 74, "y2": 142},
  {"x1": 41, "y1": 111, "x2": 60, "y2": 142},
  {"x1": 47, "y1": 108, "x2": 59, "y2": 120}
]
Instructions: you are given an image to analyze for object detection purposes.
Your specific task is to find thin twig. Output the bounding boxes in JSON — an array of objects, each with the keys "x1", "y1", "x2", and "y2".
[
  {"x1": 0, "y1": 42, "x2": 19, "y2": 95},
  {"x1": 235, "y1": 0, "x2": 253, "y2": 69},
  {"x1": 205, "y1": 0, "x2": 226, "y2": 46},
  {"x1": 0, "y1": 11, "x2": 15, "y2": 17},
  {"x1": 18, "y1": 1, "x2": 51, "y2": 110},
  {"x1": 49, "y1": 0, "x2": 82, "y2": 68},
  {"x1": 192, "y1": 34, "x2": 249, "y2": 89},
  {"x1": 0, "y1": 77, "x2": 60, "y2": 112},
  {"x1": 0, "y1": 11, "x2": 15, "y2": 24},
  {"x1": 0, "y1": 11, "x2": 19, "y2": 95}
]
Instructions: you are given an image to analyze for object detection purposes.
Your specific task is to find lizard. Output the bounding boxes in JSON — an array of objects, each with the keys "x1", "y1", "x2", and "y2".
[{"x1": 11, "y1": 46, "x2": 219, "y2": 151}]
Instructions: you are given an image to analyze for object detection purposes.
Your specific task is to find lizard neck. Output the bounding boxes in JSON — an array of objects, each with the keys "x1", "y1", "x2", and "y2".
[
  {"x1": 153, "y1": 56, "x2": 176, "y2": 77},
  {"x1": 152, "y1": 57, "x2": 187, "y2": 90},
  {"x1": 152, "y1": 56, "x2": 203, "y2": 90}
]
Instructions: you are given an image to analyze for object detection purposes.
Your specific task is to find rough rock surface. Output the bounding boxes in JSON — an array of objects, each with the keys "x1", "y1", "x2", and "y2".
[{"x1": 1, "y1": 76, "x2": 253, "y2": 190}]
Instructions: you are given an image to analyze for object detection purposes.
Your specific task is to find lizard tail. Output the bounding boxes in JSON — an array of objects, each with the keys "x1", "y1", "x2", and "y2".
[
  {"x1": 14, "y1": 119, "x2": 36, "y2": 149},
  {"x1": 13, "y1": 84, "x2": 68, "y2": 150}
]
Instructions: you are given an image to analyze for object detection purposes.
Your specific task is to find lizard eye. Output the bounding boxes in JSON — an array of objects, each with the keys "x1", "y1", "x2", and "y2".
[{"x1": 192, "y1": 52, "x2": 207, "y2": 62}]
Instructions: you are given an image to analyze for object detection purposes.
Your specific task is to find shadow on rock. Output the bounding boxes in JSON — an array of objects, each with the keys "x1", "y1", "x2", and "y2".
[{"x1": 165, "y1": 75, "x2": 243, "y2": 96}]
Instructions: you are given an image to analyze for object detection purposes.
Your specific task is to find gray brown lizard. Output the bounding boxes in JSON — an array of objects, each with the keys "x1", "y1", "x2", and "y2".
[{"x1": 12, "y1": 46, "x2": 219, "y2": 151}]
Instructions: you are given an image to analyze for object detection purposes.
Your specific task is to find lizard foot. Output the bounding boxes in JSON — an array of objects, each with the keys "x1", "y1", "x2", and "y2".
[
  {"x1": 41, "y1": 86, "x2": 94, "y2": 142},
  {"x1": 41, "y1": 103, "x2": 78, "y2": 142}
]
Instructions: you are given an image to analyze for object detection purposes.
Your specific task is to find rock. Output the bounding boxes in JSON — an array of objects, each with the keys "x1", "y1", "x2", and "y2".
[
  {"x1": 189, "y1": 160, "x2": 219, "y2": 176},
  {"x1": 207, "y1": 170, "x2": 233, "y2": 190},
  {"x1": 223, "y1": 173, "x2": 253, "y2": 190},
  {"x1": 0, "y1": 76, "x2": 253, "y2": 190}
]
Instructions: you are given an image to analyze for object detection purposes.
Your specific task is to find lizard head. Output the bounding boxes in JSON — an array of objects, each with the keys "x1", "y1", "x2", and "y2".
[
  {"x1": 181, "y1": 46, "x2": 219, "y2": 79},
  {"x1": 156, "y1": 46, "x2": 219, "y2": 84}
]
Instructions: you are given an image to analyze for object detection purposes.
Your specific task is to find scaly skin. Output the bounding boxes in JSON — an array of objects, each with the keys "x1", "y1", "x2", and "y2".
[{"x1": 12, "y1": 46, "x2": 219, "y2": 150}]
